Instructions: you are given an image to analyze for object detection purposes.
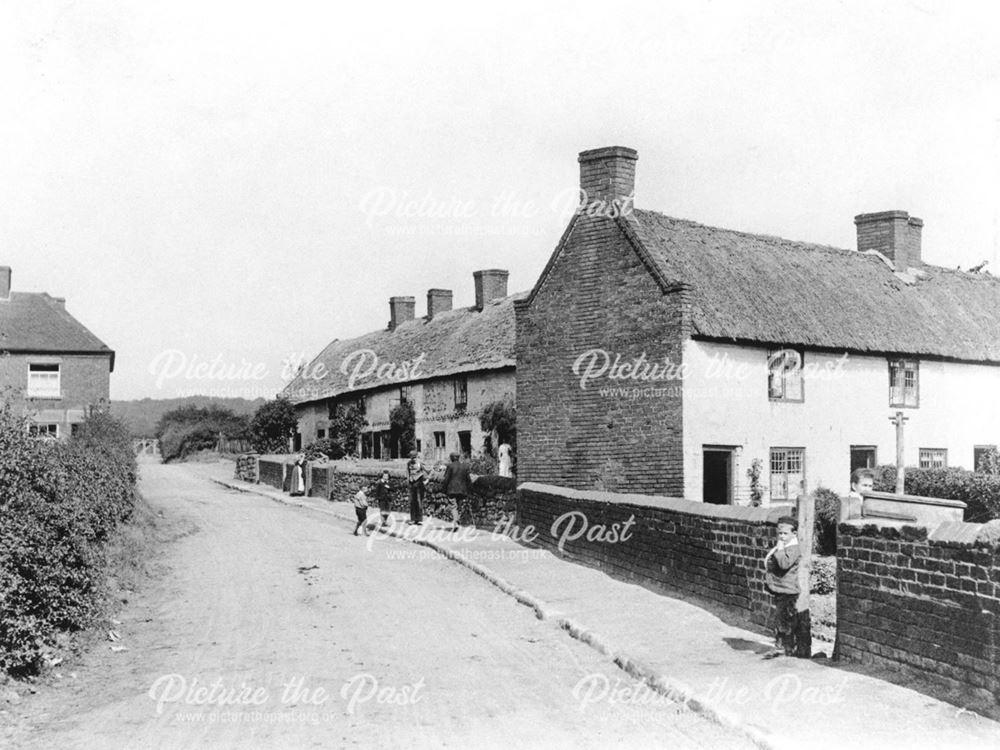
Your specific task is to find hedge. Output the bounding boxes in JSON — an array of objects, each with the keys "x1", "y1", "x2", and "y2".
[{"x1": 0, "y1": 405, "x2": 137, "y2": 675}]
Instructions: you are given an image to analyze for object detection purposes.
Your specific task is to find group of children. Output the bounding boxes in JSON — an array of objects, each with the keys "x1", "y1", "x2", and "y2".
[{"x1": 351, "y1": 470, "x2": 393, "y2": 536}]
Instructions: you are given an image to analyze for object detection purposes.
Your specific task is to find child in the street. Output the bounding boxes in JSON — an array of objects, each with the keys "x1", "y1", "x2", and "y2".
[
  {"x1": 371, "y1": 470, "x2": 393, "y2": 530},
  {"x1": 352, "y1": 486, "x2": 370, "y2": 536},
  {"x1": 764, "y1": 515, "x2": 801, "y2": 657}
]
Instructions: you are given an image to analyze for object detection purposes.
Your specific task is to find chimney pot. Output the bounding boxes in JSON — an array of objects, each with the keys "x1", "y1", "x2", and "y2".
[
  {"x1": 388, "y1": 296, "x2": 415, "y2": 331},
  {"x1": 473, "y1": 269, "x2": 509, "y2": 311},
  {"x1": 427, "y1": 288, "x2": 453, "y2": 319},
  {"x1": 854, "y1": 211, "x2": 923, "y2": 269},
  {"x1": 578, "y1": 146, "x2": 637, "y2": 214},
  {"x1": 0, "y1": 266, "x2": 10, "y2": 301}
]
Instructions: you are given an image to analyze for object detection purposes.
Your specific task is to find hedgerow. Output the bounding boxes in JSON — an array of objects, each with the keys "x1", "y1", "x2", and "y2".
[
  {"x1": 872, "y1": 464, "x2": 1000, "y2": 523},
  {"x1": 0, "y1": 403, "x2": 137, "y2": 675}
]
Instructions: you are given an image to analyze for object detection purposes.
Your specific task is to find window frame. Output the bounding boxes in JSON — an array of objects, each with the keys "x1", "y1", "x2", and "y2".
[
  {"x1": 974, "y1": 445, "x2": 998, "y2": 472},
  {"x1": 888, "y1": 358, "x2": 919, "y2": 408},
  {"x1": 767, "y1": 349, "x2": 805, "y2": 402},
  {"x1": 918, "y1": 448, "x2": 947, "y2": 470},
  {"x1": 27, "y1": 362, "x2": 61, "y2": 399},
  {"x1": 454, "y1": 376, "x2": 468, "y2": 412},
  {"x1": 769, "y1": 446, "x2": 806, "y2": 501},
  {"x1": 28, "y1": 422, "x2": 59, "y2": 439}
]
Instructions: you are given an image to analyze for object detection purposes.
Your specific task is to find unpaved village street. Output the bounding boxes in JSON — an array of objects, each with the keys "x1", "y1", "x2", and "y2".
[{"x1": 3, "y1": 461, "x2": 754, "y2": 750}]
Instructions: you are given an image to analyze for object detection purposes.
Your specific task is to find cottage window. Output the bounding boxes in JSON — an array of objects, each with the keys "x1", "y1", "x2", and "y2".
[
  {"x1": 317, "y1": 428, "x2": 326, "y2": 440},
  {"x1": 770, "y1": 447, "x2": 805, "y2": 501},
  {"x1": 974, "y1": 445, "x2": 998, "y2": 472},
  {"x1": 918, "y1": 448, "x2": 947, "y2": 469},
  {"x1": 889, "y1": 359, "x2": 918, "y2": 407},
  {"x1": 454, "y1": 377, "x2": 468, "y2": 412},
  {"x1": 400, "y1": 385, "x2": 411, "y2": 405},
  {"x1": 767, "y1": 349, "x2": 803, "y2": 401},
  {"x1": 433, "y1": 431, "x2": 446, "y2": 461},
  {"x1": 27, "y1": 363, "x2": 60, "y2": 398}
]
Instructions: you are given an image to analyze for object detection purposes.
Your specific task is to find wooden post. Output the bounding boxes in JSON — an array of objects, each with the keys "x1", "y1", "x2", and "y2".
[
  {"x1": 794, "y1": 492, "x2": 815, "y2": 657},
  {"x1": 890, "y1": 410, "x2": 908, "y2": 494}
]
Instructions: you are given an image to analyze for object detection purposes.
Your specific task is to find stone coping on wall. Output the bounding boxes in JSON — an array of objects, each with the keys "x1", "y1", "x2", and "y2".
[
  {"x1": 841, "y1": 517, "x2": 1000, "y2": 547},
  {"x1": 517, "y1": 482, "x2": 793, "y2": 524}
]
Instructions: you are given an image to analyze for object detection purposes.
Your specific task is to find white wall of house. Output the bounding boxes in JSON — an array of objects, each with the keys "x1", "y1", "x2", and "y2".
[{"x1": 682, "y1": 340, "x2": 1000, "y2": 505}]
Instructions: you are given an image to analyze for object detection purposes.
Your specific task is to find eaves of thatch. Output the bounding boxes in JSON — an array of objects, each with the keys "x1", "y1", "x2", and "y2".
[{"x1": 628, "y1": 209, "x2": 1000, "y2": 363}]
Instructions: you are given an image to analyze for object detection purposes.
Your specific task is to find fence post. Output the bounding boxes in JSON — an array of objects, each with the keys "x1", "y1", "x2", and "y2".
[{"x1": 795, "y1": 492, "x2": 815, "y2": 657}]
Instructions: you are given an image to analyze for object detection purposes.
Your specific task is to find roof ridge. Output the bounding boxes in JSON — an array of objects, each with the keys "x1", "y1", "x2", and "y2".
[{"x1": 633, "y1": 208, "x2": 851, "y2": 255}]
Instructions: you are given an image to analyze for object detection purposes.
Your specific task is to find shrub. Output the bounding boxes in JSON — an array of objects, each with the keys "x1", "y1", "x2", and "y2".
[
  {"x1": 479, "y1": 397, "x2": 516, "y2": 455},
  {"x1": 813, "y1": 487, "x2": 841, "y2": 555},
  {"x1": 249, "y1": 397, "x2": 297, "y2": 454},
  {"x1": 872, "y1": 464, "x2": 1000, "y2": 522},
  {"x1": 468, "y1": 453, "x2": 498, "y2": 476},
  {"x1": 155, "y1": 404, "x2": 249, "y2": 462},
  {"x1": 0, "y1": 404, "x2": 136, "y2": 675},
  {"x1": 810, "y1": 557, "x2": 837, "y2": 595}
]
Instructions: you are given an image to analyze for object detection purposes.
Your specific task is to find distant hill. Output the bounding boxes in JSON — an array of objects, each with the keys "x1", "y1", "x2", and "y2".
[{"x1": 112, "y1": 396, "x2": 267, "y2": 437}]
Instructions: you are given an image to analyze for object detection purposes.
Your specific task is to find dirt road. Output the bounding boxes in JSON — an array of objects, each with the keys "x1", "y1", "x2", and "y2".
[{"x1": 2, "y1": 461, "x2": 754, "y2": 749}]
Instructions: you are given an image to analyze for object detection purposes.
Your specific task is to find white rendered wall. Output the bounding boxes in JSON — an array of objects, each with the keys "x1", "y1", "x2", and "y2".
[{"x1": 682, "y1": 340, "x2": 1000, "y2": 504}]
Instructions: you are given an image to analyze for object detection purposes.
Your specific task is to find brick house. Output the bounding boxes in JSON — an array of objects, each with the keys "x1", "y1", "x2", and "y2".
[
  {"x1": 515, "y1": 147, "x2": 1000, "y2": 503},
  {"x1": 283, "y1": 270, "x2": 521, "y2": 461},
  {"x1": 0, "y1": 266, "x2": 115, "y2": 438}
]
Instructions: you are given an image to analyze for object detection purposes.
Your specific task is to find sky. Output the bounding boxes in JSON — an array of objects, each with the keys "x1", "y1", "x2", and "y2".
[{"x1": 1, "y1": 0, "x2": 998, "y2": 401}]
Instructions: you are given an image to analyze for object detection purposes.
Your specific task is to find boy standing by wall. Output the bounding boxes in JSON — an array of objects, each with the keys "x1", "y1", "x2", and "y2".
[{"x1": 764, "y1": 515, "x2": 801, "y2": 657}]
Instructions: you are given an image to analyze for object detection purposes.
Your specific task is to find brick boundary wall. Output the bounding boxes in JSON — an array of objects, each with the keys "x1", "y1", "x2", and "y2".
[
  {"x1": 517, "y1": 482, "x2": 792, "y2": 631},
  {"x1": 835, "y1": 519, "x2": 1000, "y2": 718}
]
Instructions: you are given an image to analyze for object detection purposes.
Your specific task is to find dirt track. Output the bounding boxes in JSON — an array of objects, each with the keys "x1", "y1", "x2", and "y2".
[{"x1": 1, "y1": 461, "x2": 753, "y2": 749}]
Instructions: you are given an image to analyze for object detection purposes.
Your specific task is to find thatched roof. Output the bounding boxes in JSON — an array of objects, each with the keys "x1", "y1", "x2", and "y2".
[
  {"x1": 283, "y1": 293, "x2": 525, "y2": 405},
  {"x1": 0, "y1": 292, "x2": 115, "y2": 368},
  {"x1": 629, "y1": 209, "x2": 1000, "y2": 362}
]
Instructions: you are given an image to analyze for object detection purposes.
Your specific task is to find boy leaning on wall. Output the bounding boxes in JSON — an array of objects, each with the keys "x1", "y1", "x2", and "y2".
[{"x1": 763, "y1": 515, "x2": 800, "y2": 658}]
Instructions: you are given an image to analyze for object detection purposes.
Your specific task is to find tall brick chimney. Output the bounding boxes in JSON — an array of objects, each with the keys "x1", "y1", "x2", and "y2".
[
  {"x1": 473, "y1": 269, "x2": 509, "y2": 311},
  {"x1": 578, "y1": 146, "x2": 638, "y2": 210},
  {"x1": 854, "y1": 211, "x2": 923, "y2": 270},
  {"x1": 388, "y1": 296, "x2": 415, "y2": 330},
  {"x1": 427, "y1": 289, "x2": 453, "y2": 319},
  {"x1": 0, "y1": 266, "x2": 10, "y2": 301}
]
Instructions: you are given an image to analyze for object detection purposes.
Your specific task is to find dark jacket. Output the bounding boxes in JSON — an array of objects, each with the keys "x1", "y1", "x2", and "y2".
[
  {"x1": 371, "y1": 478, "x2": 392, "y2": 511},
  {"x1": 765, "y1": 541, "x2": 800, "y2": 595},
  {"x1": 441, "y1": 459, "x2": 472, "y2": 496}
]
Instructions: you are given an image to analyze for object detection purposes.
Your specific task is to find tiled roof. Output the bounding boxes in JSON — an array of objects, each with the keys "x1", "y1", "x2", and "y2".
[
  {"x1": 629, "y1": 209, "x2": 1000, "y2": 362},
  {"x1": 283, "y1": 293, "x2": 525, "y2": 405},
  {"x1": 0, "y1": 292, "x2": 114, "y2": 364}
]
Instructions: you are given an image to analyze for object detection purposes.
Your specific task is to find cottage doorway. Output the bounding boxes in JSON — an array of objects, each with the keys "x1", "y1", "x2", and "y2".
[{"x1": 703, "y1": 446, "x2": 735, "y2": 504}]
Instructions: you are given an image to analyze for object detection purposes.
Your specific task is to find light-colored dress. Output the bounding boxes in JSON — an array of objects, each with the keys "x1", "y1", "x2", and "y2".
[{"x1": 498, "y1": 443, "x2": 512, "y2": 478}]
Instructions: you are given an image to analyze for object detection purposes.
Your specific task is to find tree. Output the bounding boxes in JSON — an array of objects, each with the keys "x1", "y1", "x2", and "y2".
[
  {"x1": 389, "y1": 401, "x2": 415, "y2": 458},
  {"x1": 249, "y1": 397, "x2": 297, "y2": 454}
]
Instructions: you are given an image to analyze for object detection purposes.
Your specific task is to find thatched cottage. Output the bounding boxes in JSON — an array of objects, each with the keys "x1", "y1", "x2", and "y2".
[
  {"x1": 283, "y1": 271, "x2": 521, "y2": 461},
  {"x1": 514, "y1": 147, "x2": 1000, "y2": 503}
]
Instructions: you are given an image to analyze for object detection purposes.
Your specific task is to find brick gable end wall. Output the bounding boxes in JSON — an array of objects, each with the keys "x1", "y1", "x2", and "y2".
[{"x1": 515, "y1": 215, "x2": 687, "y2": 495}]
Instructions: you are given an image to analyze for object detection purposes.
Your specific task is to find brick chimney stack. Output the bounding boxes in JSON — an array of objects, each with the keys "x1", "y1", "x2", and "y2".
[
  {"x1": 388, "y1": 296, "x2": 415, "y2": 331},
  {"x1": 0, "y1": 266, "x2": 10, "y2": 301},
  {"x1": 427, "y1": 289, "x2": 453, "y2": 319},
  {"x1": 578, "y1": 146, "x2": 638, "y2": 211},
  {"x1": 855, "y1": 211, "x2": 923, "y2": 270},
  {"x1": 473, "y1": 269, "x2": 509, "y2": 311}
]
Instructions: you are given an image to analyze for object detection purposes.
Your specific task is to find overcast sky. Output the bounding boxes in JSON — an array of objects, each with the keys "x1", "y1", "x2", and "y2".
[{"x1": 1, "y1": 0, "x2": 998, "y2": 401}]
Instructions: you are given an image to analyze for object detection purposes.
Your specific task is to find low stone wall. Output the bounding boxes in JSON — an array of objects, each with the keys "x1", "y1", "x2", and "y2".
[
  {"x1": 234, "y1": 453, "x2": 259, "y2": 483},
  {"x1": 516, "y1": 482, "x2": 791, "y2": 631},
  {"x1": 836, "y1": 519, "x2": 1000, "y2": 718},
  {"x1": 327, "y1": 464, "x2": 516, "y2": 528},
  {"x1": 256, "y1": 458, "x2": 516, "y2": 527}
]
